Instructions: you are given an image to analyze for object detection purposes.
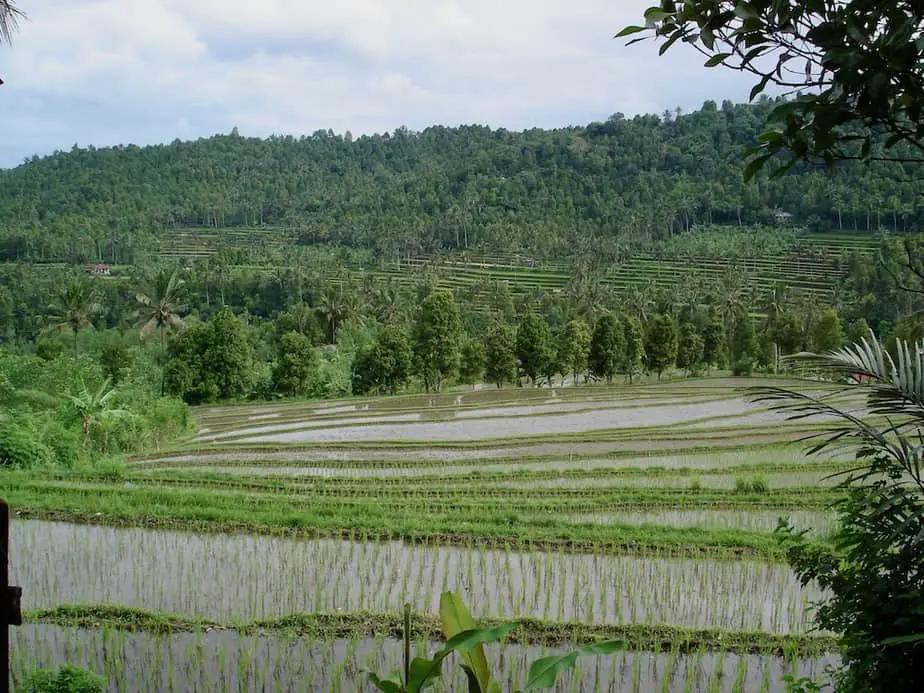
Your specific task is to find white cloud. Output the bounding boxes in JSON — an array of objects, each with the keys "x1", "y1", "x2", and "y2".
[{"x1": 0, "y1": 0, "x2": 757, "y2": 166}]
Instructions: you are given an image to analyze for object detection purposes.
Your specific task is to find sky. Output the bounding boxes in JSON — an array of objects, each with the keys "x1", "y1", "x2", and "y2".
[{"x1": 0, "y1": 0, "x2": 758, "y2": 168}]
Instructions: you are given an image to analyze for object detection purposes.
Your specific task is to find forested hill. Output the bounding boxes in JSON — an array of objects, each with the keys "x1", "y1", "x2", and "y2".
[{"x1": 0, "y1": 98, "x2": 919, "y2": 264}]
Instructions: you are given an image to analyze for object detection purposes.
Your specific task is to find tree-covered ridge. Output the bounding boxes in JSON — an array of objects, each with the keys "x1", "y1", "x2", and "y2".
[{"x1": 0, "y1": 99, "x2": 920, "y2": 264}]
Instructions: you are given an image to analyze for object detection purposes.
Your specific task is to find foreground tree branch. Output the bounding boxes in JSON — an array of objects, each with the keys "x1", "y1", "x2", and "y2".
[{"x1": 619, "y1": 2, "x2": 924, "y2": 177}]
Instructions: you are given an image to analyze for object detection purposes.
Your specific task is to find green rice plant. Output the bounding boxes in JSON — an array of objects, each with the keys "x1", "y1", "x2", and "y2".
[{"x1": 21, "y1": 666, "x2": 104, "y2": 693}]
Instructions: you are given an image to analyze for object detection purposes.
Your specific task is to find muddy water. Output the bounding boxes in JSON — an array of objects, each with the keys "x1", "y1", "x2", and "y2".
[
  {"x1": 14, "y1": 521, "x2": 823, "y2": 633},
  {"x1": 237, "y1": 399, "x2": 764, "y2": 444},
  {"x1": 12, "y1": 625, "x2": 839, "y2": 693}
]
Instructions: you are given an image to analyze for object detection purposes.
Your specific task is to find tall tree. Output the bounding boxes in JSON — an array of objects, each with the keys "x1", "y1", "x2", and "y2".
[
  {"x1": 730, "y1": 311, "x2": 759, "y2": 375},
  {"x1": 644, "y1": 314, "x2": 678, "y2": 380},
  {"x1": 516, "y1": 313, "x2": 554, "y2": 386},
  {"x1": 272, "y1": 331, "x2": 320, "y2": 397},
  {"x1": 352, "y1": 324, "x2": 413, "y2": 395},
  {"x1": 676, "y1": 322, "x2": 704, "y2": 376},
  {"x1": 556, "y1": 319, "x2": 591, "y2": 385},
  {"x1": 484, "y1": 322, "x2": 517, "y2": 389},
  {"x1": 588, "y1": 314, "x2": 623, "y2": 385},
  {"x1": 46, "y1": 279, "x2": 99, "y2": 358},
  {"x1": 317, "y1": 287, "x2": 348, "y2": 344},
  {"x1": 622, "y1": 316, "x2": 644, "y2": 382},
  {"x1": 700, "y1": 318, "x2": 727, "y2": 371},
  {"x1": 136, "y1": 267, "x2": 186, "y2": 394},
  {"x1": 459, "y1": 338, "x2": 486, "y2": 389},
  {"x1": 412, "y1": 289, "x2": 462, "y2": 392},
  {"x1": 164, "y1": 306, "x2": 254, "y2": 404}
]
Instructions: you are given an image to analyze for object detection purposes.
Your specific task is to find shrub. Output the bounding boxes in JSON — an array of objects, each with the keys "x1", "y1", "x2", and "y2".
[
  {"x1": 0, "y1": 421, "x2": 52, "y2": 469},
  {"x1": 732, "y1": 357, "x2": 754, "y2": 376},
  {"x1": 39, "y1": 420, "x2": 83, "y2": 467},
  {"x1": 21, "y1": 665, "x2": 104, "y2": 693}
]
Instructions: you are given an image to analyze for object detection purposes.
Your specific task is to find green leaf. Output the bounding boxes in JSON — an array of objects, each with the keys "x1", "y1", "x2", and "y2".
[
  {"x1": 743, "y1": 153, "x2": 772, "y2": 181},
  {"x1": 524, "y1": 641, "x2": 623, "y2": 689},
  {"x1": 577, "y1": 640, "x2": 624, "y2": 656},
  {"x1": 365, "y1": 672, "x2": 405, "y2": 693},
  {"x1": 643, "y1": 8, "x2": 671, "y2": 21},
  {"x1": 734, "y1": 2, "x2": 758, "y2": 20},
  {"x1": 749, "y1": 73, "x2": 771, "y2": 101},
  {"x1": 460, "y1": 665, "x2": 481, "y2": 693},
  {"x1": 406, "y1": 653, "x2": 451, "y2": 692},
  {"x1": 525, "y1": 652, "x2": 580, "y2": 689},
  {"x1": 439, "y1": 592, "x2": 492, "y2": 693},
  {"x1": 615, "y1": 25, "x2": 646, "y2": 38},
  {"x1": 444, "y1": 624, "x2": 519, "y2": 653},
  {"x1": 704, "y1": 53, "x2": 731, "y2": 67}
]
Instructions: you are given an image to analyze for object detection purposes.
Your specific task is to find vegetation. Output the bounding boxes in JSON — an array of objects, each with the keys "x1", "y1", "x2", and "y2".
[
  {"x1": 621, "y1": 2, "x2": 924, "y2": 174},
  {"x1": 365, "y1": 594, "x2": 622, "y2": 692},
  {"x1": 756, "y1": 335, "x2": 924, "y2": 692},
  {"x1": 21, "y1": 666, "x2": 104, "y2": 693}
]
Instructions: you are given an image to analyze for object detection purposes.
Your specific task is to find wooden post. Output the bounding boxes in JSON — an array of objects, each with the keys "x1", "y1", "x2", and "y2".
[{"x1": 0, "y1": 500, "x2": 22, "y2": 693}]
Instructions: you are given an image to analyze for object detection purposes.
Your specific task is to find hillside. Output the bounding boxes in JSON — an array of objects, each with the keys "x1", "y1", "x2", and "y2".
[{"x1": 0, "y1": 98, "x2": 919, "y2": 266}]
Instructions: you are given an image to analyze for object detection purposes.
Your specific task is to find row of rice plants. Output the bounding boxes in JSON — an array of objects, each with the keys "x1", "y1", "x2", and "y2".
[
  {"x1": 14, "y1": 520, "x2": 823, "y2": 631},
  {"x1": 13, "y1": 624, "x2": 840, "y2": 692}
]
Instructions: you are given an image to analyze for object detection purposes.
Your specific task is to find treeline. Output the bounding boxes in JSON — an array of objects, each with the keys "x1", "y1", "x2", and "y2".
[
  {"x1": 14, "y1": 265, "x2": 907, "y2": 409},
  {"x1": 161, "y1": 287, "x2": 870, "y2": 404},
  {"x1": 0, "y1": 98, "x2": 921, "y2": 264}
]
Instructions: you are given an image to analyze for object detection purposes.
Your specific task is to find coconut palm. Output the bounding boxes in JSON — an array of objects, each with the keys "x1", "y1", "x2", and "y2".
[
  {"x1": 317, "y1": 286, "x2": 347, "y2": 344},
  {"x1": 750, "y1": 333, "x2": 924, "y2": 689},
  {"x1": 136, "y1": 268, "x2": 187, "y2": 394},
  {"x1": 46, "y1": 279, "x2": 100, "y2": 358}
]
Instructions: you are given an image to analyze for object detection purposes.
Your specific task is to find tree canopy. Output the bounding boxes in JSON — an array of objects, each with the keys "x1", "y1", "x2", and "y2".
[{"x1": 620, "y1": 2, "x2": 924, "y2": 175}]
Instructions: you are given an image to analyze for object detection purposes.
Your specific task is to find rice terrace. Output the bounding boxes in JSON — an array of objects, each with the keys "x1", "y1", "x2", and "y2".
[
  {"x1": 4, "y1": 1, "x2": 924, "y2": 691},
  {"x1": 6, "y1": 378, "x2": 864, "y2": 690}
]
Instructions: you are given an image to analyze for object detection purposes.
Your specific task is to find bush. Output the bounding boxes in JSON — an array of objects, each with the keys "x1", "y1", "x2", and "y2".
[
  {"x1": 0, "y1": 421, "x2": 52, "y2": 469},
  {"x1": 21, "y1": 665, "x2": 104, "y2": 693},
  {"x1": 732, "y1": 357, "x2": 754, "y2": 376},
  {"x1": 39, "y1": 420, "x2": 83, "y2": 467}
]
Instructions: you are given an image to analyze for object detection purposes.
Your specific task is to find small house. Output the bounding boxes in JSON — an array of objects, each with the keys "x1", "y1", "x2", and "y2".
[{"x1": 86, "y1": 263, "x2": 112, "y2": 276}]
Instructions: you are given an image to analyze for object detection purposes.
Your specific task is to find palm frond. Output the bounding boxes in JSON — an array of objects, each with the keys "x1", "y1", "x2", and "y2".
[
  {"x1": 785, "y1": 331, "x2": 924, "y2": 423},
  {"x1": 0, "y1": 0, "x2": 24, "y2": 46}
]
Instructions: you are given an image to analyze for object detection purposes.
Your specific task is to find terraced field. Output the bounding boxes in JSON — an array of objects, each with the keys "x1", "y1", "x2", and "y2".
[
  {"x1": 6, "y1": 378, "x2": 855, "y2": 691},
  {"x1": 151, "y1": 226, "x2": 879, "y2": 312}
]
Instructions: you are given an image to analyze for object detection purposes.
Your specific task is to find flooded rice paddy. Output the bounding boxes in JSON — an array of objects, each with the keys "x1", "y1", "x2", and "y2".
[
  {"x1": 12, "y1": 625, "x2": 840, "y2": 693},
  {"x1": 210, "y1": 399, "x2": 787, "y2": 444},
  {"x1": 13, "y1": 380, "x2": 859, "y2": 690},
  {"x1": 15, "y1": 521, "x2": 823, "y2": 633}
]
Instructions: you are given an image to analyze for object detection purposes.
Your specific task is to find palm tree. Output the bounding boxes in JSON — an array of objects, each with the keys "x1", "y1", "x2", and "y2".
[
  {"x1": 317, "y1": 286, "x2": 347, "y2": 344},
  {"x1": 136, "y1": 268, "x2": 186, "y2": 394},
  {"x1": 750, "y1": 333, "x2": 924, "y2": 689},
  {"x1": 46, "y1": 279, "x2": 99, "y2": 358}
]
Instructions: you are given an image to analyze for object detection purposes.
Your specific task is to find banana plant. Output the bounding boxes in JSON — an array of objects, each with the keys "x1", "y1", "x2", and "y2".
[{"x1": 364, "y1": 592, "x2": 623, "y2": 692}]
